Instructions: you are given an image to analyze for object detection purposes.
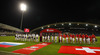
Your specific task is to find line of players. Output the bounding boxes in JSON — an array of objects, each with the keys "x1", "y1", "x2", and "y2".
[
  {"x1": 61, "y1": 33, "x2": 96, "y2": 44},
  {"x1": 15, "y1": 33, "x2": 96, "y2": 44},
  {"x1": 42, "y1": 33, "x2": 96, "y2": 44},
  {"x1": 15, "y1": 34, "x2": 39, "y2": 42}
]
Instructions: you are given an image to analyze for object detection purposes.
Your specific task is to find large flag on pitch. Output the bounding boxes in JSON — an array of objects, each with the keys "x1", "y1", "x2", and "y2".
[
  {"x1": 0, "y1": 42, "x2": 25, "y2": 48},
  {"x1": 58, "y1": 46, "x2": 100, "y2": 55},
  {"x1": 12, "y1": 42, "x2": 51, "y2": 54}
]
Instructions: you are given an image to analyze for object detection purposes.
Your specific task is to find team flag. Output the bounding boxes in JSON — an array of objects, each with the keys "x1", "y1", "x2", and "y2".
[
  {"x1": 12, "y1": 42, "x2": 51, "y2": 54},
  {"x1": 0, "y1": 42, "x2": 25, "y2": 48},
  {"x1": 58, "y1": 46, "x2": 100, "y2": 55}
]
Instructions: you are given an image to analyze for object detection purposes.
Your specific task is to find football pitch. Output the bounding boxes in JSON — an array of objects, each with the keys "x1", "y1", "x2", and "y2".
[{"x1": 0, "y1": 36, "x2": 100, "y2": 55}]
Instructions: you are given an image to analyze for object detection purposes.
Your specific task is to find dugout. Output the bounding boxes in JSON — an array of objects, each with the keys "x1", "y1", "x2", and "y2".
[{"x1": 40, "y1": 28, "x2": 61, "y2": 42}]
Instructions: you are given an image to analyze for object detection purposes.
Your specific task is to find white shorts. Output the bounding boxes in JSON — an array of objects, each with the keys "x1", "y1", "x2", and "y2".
[
  {"x1": 79, "y1": 38, "x2": 82, "y2": 41},
  {"x1": 73, "y1": 38, "x2": 75, "y2": 41},
  {"x1": 70, "y1": 37, "x2": 72, "y2": 40},
  {"x1": 83, "y1": 38, "x2": 85, "y2": 41},
  {"x1": 63, "y1": 38, "x2": 64, "y2": 40},
  {"x1": 93, "y1": 38, "x2": 95, "y2": 41},
  {"x1": 76, "y1": 37, "x2": 78, "y2": 40},
  {"x1": 88, "y1": 38, "x2": 90, "y2": 41},
  {"x1": 66, "y1": 37, "x2": 68, "y2": 39}
]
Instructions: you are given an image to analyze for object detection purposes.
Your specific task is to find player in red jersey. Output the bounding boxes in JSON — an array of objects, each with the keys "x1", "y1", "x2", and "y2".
[
  {"x1": 90, "y1": 35, "x2": 92, "y2": 44},
  {"x1": 82, "y1": 34, "x2": 85, "y2": 43},
  {"x1": 88, "y1": 35, "x2": 91, "y2": 44},
  {"x1": 76, "y1": 33, "x2": 79, "y2": 43},
  {"x1": 91, "y1": 34, "x2": 96, "y2": 44},
  {"x1": 66, "y1": 34, "x2": 69, "y2": 43},
  {"x1": 79, "y1": 33, "x2": 82, "y2": 44},
  {"x1": 85, "y1": 34, "x2": 88, "y2": 43},
  {"x1": 72, "y1": 34, "x2": 75, "y2": 43},
  {"x1": 70, "y1": 33, "x2": 72, "y2": 43}
]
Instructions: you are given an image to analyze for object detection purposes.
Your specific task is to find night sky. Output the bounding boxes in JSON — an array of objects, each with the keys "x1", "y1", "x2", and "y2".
[{"x1": 0, "y1": 0, "x2": 100, "y2": 30}]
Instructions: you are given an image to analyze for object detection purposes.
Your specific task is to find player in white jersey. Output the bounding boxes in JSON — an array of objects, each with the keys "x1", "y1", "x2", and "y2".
[
  {"x1": 48, "y1": 34, "x2": 50, "y2": 42},
  {"x1": 17, "y1": 34, "x2": 19, "y2": 40},
  {"x1": 36, "y1": 34, "x2": 39, "y2": 42},
  {"x1": 63, "y1": 34, "x2": 66, "y2": 43},
  {"x1": 28, "y1": 34, "x2": 31, "y2": 41},
  {"x1": 21, "y1": 34, "x2": 23, "y2": 40},
  {"x1": 20, "y1": 34, "x2": 22, "y2": 41},
  {"x1": 21, "y1": 34, "x2": 24, "y2": 41},
  {"x1": 24, "y1": 34, "x2": 27, "y2": 41},
  {"x1": 18, "y1": 34, "x2": 21, "y2": 40},
  {"x1": 60, "y1": 34, "x2": 62, "y2": 43},
  {"x1": 45, "y1": 34, "x2": 47, "y2": 42},
  {"x1": 22, "y1": 34, "x2": 25, "y2": 41},
  {"x1": 15, "y1": 34, "x2": 18, "y2": 40},
  {"x1": 51, "y1": 34, "x2": 54, "y2": 42},
  {"x1": 32, "y1": 34, "x2": 35, "y2": 42},
  {"x1": 42, "y1": 35, "x2": 45, "y2": 42},
  {"x1": 55, "y1": 34, "x2": 58, "y2": 43}
]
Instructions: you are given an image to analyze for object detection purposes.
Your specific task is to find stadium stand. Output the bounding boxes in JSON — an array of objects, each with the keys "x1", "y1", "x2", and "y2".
[
  {"x1": 30, "y1": 22, "x2": 100, "y2": 36},
  {"x1": 0, "y1": 23, "x2": 24, "y2": 36}
]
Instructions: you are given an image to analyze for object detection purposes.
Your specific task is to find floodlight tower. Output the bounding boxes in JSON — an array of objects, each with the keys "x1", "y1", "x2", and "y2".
[{"x1": 20, "y1": 3, "x2": 27, "y2": 30}]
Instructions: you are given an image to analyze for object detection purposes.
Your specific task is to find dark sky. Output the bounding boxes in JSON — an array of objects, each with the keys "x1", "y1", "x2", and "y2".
[{"x1": 0, "y1": 0, "x2": 100, "y2": 30}]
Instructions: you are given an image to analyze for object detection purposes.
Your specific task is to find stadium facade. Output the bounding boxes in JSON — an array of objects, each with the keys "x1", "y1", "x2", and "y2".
[{"x1": 30, "y1": 22, "x2": 100, "y2": 36}]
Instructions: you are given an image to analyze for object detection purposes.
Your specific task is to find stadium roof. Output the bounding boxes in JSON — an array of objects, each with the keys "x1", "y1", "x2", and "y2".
[
  {"x1": 0, "y1": 23, "x2": 24, "y2": 32},
  {"x1": 30, "y1": 22, "x2": 100, "y2": 34}
]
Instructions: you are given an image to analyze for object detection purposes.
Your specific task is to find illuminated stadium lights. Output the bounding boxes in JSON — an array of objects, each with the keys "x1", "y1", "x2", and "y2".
[
  {"x1": 48, "y1": 25, "x2": 50, "y2": 27},
  {"x1": 62, "y1": 23, "x2": 64, "y2": 26},
  {"x1": 95, "y1": 25, "x2": 97, "y2": 28},
  {"x1": 77, "y1": 23, "x2": 79, "y2": 25},
  {"x1": 20, "y1": 3, "x2": 27, "y2": 30},
  {"x1": 20, "y1": 3, "x2": 27, "y2": 11},
  {"x1": 69, "y1": 23, "x2": 71, "y2": 25},
  {"x1": 55, "y1": 24, "x2": 56, "y2": 26},
  {"x1": 41, "y1": 27, "x2": 44, "y2": 29},
  {"x1": 86, "y1": 24, "x2": 88, "y2": 26}
]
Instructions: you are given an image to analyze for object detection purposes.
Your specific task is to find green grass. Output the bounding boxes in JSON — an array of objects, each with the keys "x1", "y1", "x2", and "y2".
[{"x1": 0, "y1": 36, "x2": 100, "y2": 55}]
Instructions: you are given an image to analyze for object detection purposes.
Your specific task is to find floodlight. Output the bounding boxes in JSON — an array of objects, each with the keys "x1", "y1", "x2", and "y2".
[
  {"x1": 69, "y1": 23, "x2": 71, "y2": 25},
  {"x1": 20, "y1": 3, "x2": 27, "y2": 11},
  {"x1": 48, "y1": 25, "x2": 50, "y2": 27},
  {"x1": 42, "y1": 27, "x2": 44, "y2": 29},
  {"x1": 95, "y1": 25, "x2": 97, "y2": 28},
  {"x1": 86, "y1": 24, "x2": 88, "y2": 26},
  {"x1": 62, "y1": 23, "x2": 64, "y2": 25},
  {"x1": 55, "y1": 24, "x2": 56, "y2": 26},
  {"x1": 77, "y1": 23, "x2": 79, "y2": 25}
]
